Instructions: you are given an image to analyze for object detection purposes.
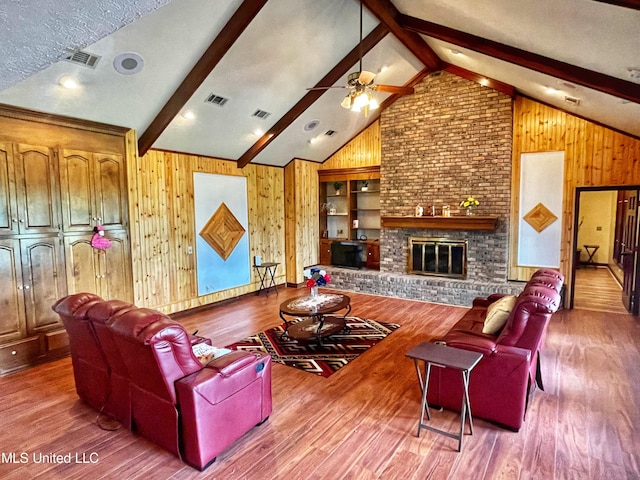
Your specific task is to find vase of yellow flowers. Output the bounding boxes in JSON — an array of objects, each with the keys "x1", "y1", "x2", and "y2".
[{"x1": 460, "y1": 196, "x2": 479, "y2": 215}]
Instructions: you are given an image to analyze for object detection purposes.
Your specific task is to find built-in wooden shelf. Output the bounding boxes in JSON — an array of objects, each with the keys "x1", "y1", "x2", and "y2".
[{"x1": 381, "y1": 215, "x2": 498, "y2": 231}]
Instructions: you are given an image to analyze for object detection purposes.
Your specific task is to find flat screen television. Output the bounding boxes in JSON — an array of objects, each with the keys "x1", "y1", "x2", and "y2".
[{"x1": 331, "y1": 241, "x2": 364, "y2": 269}]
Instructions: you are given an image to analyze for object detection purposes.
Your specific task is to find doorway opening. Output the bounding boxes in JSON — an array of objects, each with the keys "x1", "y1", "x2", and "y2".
[{"x1": 570, "y1": 186, "x2": 640, "y2": 315}]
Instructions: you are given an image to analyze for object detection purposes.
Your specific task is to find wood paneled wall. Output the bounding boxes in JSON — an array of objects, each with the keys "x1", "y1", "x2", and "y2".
[
  {"x1": 510, "y1": 96, "x2": 640, "y2": 283},
  {"x1": 129, "y1": 149, "x2": 285, "y2": 313},
  {"x1": 320, "y1": 121, "x2": 381, "y2": 170},
  {"x1": 284, "y1": 159, "x2": 320, "y2": 285}
]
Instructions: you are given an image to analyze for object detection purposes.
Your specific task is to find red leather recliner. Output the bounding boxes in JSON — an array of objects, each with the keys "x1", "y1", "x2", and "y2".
[
  {"x1": 53, "y1": 295, "x2": 272, "y2": 470},
  {"x1": 52, "y1": 293, "x2": 110, "y2": 414},
  {"x1": 426, "y1": 269, "x2": 563, "y2": 431}
]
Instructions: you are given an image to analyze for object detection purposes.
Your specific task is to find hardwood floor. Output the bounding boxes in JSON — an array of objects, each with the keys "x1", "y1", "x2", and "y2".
[
  {"x1": 573, "y1": 266, "x2": 628, "y2": 314},
  {"x1": 1, "y1": 287, "x2": 638, "y2": 479}
]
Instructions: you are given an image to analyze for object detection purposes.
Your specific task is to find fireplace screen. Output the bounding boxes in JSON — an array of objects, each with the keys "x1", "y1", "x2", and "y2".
[{"x1": 409, "y1": 237, "x2": 467, "y2": 278}]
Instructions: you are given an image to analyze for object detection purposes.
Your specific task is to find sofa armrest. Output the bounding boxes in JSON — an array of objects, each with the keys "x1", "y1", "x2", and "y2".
[
  {"x1": 442, "y1": 331, "x2": 497, "y2": 356},
  {"x1": 206, "y1": 350, "x2": 257, "y2": 376},
  {"x1": 176, "y1": 352, "x2": 269, "y2": 406},
  {"x1": 444, "y1": 331, "x2": 532, "y2": 364},
  {"x1": 471, "y1": 297, "x2": 492, "y2": 308}
]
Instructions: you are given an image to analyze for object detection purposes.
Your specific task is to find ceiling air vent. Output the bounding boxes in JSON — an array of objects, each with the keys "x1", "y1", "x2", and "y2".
[
  {"x1": 205, "y1": 93, "x2": 229, "y2": 107},
  {"x1": 65, "y1": 51, "x2": 100, "y2": 68},
  {"x1": 564, "y1": 96, "x2": 581, "y2": 106},
  {"x1": 325, "y1": 130, "x2": 337, "y2": 137},
  {"x1": 252, "y1": 109, "x2": 271, "y2": 119}
]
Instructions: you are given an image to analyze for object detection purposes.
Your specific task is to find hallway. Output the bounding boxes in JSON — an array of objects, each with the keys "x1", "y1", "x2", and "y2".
[{"x1": 573, "y1": 266, "x2": 629, "y2": 314}]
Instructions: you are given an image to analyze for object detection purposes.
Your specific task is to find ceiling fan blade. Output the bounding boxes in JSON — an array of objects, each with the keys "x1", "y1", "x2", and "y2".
[
  {"x1": 358, "y1": 71, "x2": 376, "y2": 85},
  {"x1": 306, "y1": 86, "x2": 349, "y2": 91},
  {"x1": 373, "y1": 85, "x2": 415, "y2": 95}
]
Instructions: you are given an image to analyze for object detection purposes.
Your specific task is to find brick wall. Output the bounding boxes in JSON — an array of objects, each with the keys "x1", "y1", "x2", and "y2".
[
  {"x1": 380, "y1": 71, "x2": 513, "y2": 283},
  {"x1": 324, "y1": 71, "x2": 521, "y2": 306}
]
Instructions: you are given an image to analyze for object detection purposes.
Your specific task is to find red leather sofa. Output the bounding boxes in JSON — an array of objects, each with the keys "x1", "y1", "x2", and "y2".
[
  {"x1": 53, "y1": 293, "x2": 272, "y2": 470},
  {"x1": 427, "y1": 269, "x2": 563, "y2": 431}
]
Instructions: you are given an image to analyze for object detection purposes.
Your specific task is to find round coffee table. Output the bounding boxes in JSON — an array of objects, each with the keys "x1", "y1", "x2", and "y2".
[{"x1": 279, "y1": 292, "x2": 351, "y2": 346}]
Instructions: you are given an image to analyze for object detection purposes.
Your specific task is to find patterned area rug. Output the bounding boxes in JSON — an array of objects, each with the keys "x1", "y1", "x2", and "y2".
[{"x1": 226, "y1": 317, "x2": 400, "y2": 378}]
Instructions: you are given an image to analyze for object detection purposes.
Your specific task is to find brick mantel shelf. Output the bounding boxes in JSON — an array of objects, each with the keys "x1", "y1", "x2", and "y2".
[{"x1": 381, "y1": 215, "x2": 498, "y2": 231}]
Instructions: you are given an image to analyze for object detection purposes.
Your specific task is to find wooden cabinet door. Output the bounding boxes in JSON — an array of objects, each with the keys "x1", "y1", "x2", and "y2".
[
  {"x1": 63, "y1": 235, "x2": 101, "y2": 296},
  {"x1": 64, "y1": 231, "x2": 132, "y2": 301},
  {"x1": 21, "y1": 236, "x2": 67, "y2": 334},
  {"x1": 93, "y1": 153, "x2": 126, "y2": 230},
  {"x1": 59, "y1": 150, "x2": 95, "y2": 232},
  {"x1": 319, "y1": 239, "x2": 332, "y2": 265},
  {"x1": 100, "y1": 231, "x2": 132, "y2": 301},
  {"x1": 366, "y1": 241, "x2": 380, "y2": 270},
  {"x1": 0, "y1": 143, "x2": 19, "y2": 235},
  {"x1": 14, "y1": 144, "x2": 60, "y2": 234},
  {"x1": 0, "y1": 238, "x2": 26, "y2": 343}
]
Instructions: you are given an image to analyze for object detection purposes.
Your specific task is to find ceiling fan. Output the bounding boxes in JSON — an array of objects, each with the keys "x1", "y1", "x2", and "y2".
[{"x1": 307, "y1": 0, "x2": 414, "y2": 116}]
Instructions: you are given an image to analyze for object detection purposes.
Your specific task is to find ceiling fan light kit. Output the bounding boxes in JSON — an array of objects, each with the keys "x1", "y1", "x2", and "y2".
[{"x1": 308, "y1": 1, "x2": 413, "y2": 117}]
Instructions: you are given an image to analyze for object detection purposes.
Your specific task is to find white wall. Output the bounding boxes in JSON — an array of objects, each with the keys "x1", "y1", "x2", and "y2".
[{"x1": 577, "y1": 190, "x2": 617, "y2": 265}]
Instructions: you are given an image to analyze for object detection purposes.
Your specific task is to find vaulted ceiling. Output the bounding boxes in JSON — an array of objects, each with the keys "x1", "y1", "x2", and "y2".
[{"x1": 1, "y1": 0, "x2": 638, "y2": 168}]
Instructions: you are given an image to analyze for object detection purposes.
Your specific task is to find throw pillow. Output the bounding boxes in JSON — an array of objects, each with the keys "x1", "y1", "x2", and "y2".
[{"x1": 482, "y1": 295, "x2": 517, "y2": 334}]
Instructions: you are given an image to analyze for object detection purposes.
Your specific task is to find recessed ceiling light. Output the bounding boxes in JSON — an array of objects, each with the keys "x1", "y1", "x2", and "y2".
[
  {"x1": 253, "y1": 129, "x2": 264, "y2": 137},
  {"x1": 546, "y1": 86, "x2": 557, "y2": 94},
  {"x1": 450, "y1": 49, "x2": 461, "y2": 55},
  {"x1": 59, "y1": 76, "x2": 79, "y2": 89},
  {"x1": 182, "y1": 110, "x2": 195, "y2": 120},
  {"x1": 559, "y1": 81, "x2": 577, "y2": 90},
  {"x1": 379, "y1": 65, "x2": 389, "y2": 73}
]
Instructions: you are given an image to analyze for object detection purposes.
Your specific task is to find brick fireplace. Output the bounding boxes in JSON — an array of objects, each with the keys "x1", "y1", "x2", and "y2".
[{"x1": 324, "y1": 71, "x2": 525, "y2": 305}]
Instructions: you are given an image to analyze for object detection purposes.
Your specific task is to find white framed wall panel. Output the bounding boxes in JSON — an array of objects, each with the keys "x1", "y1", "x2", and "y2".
[{"x1": 517, "y1": 151, "x2": 565, "y2": 267}]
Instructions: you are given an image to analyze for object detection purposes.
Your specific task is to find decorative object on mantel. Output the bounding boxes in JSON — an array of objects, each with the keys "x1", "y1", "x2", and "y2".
[
  {"x1": 442, "y1": 205, "x2": 451, "y2": 217},
  {"x1": 381, "y1": 215, "x2": 498, "y2": 231},
  {"x1": 304, "y1": 267, "x2": 331, "y2": 298},
  {"x1": 333, "y1": 182, "x2": 344, "y2": 195},
  {"x1": 415, "y1": 204, "x2": 423, "y2": 216},
  {"x1": 460, "y1": 196, "x2": 480, "y2": 215}
]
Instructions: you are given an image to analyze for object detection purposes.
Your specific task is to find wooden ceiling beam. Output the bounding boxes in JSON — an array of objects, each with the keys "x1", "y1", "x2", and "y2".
[
  {"x1": 591, "y1": 0, "x2": 640, "y2": 10},
  {"x1": 398, "y1": 14, "x2": 640, "y2": 105},
  {"x1": 137, "y1": 0, "x2": 268, "y2": 157},
  {"x1": 360, "y1": 0, "x2": 441, "y2": 71},
  {"x1": 237, "y1": 24, "x2": 389, "y2": 168}
]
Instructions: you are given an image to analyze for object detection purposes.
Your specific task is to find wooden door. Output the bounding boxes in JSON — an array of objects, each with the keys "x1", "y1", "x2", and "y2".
[
  {"x1": 59, "y1": 150, "x2": 95, "y2": 232},
  {"x1": 613, "y1": 191, "x2": 626, "y2": 263},
  {"x1": 100, "y1": 231, "x2": 132, "y2": 301},
  {"x1": 0, "y1": 143, "x2": 18, "y2": 235},
  {"x1": 621, "y1": 190, "x2": 640, "y2": 314},
  {"x1": 14, "y1": 144, "x2": 60, "y2": 235},
  {"x1": 93, "y1": 153, "x2": 126, "y2": 230},
  {"x1": 0, "y1": 238, "x2": 26, "y2": 343},
  {"x1": 21, "y1": 236, "x2": 67, "y2": 334},
  {"x1": 63, "y1": 235, "x2": 101, "y2": 295}
]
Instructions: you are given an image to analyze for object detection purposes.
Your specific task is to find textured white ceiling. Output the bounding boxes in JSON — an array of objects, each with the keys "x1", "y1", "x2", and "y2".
[
  {"x1": 0, "y1": 0, "x2": 173, "y2": 91},
  {"x1": 0, "y1": 0, "x2": 638, "y2": 167}
]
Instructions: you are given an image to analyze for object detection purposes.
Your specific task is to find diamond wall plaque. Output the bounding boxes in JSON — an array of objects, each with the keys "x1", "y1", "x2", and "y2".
[
  {"x1": 199, "y1": 202, "x2": 246, "y2": 260},
  {"x1": 523, "y1": 202, "x2": 558, "y2": 233}
]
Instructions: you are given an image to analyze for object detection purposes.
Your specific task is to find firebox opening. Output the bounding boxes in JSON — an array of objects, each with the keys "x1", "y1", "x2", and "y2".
[{"x1": 409, "y1": 237, "x2": 467, "y2": 279}]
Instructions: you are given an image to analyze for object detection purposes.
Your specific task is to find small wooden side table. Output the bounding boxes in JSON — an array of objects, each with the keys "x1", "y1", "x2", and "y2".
[
  {"x1": 406, "y1": 341, "x2": 483, "y2": 452},
  {"x1": 253, "y1": 262, "x2": 279, "y2": 296}
]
